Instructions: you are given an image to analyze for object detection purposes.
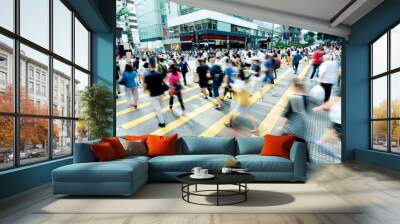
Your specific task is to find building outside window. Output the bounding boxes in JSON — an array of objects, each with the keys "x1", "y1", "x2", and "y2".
[
  {"x1": 0, "y1": 0, "x2": 91, "y2": 170},
  {"x1": 370, "y1": 23, "x2": 400, "y2": 154}
]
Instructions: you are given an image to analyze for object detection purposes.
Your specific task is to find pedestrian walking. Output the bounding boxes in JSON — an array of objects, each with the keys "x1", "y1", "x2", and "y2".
[
  {"x1": 178, "y1": 56, "x2": 190, "y2": 86},
  {"x1": 292, "y1": 50, "x2": 302, "y2": 74},
  {"x1": 144, "y1": 58, "x2": 168, "y2": 128},
  {"x1": 167, "y1": 64, "x2": 186, "y2": 116},
  {"x1": 196, "y1": 58, "x2": 212, "y2": 99},
  {"x1": 310, "y1": 47, "x2": 323, "y2": 79},
  {"x1": 223, "y1": 59, "x2": 235, "y2": 99},
  {"x1": 120, "y1": 64, "x2": 139, "y2": 108},
  {"x1": 209, "y1": 57, "x2": 224, "y2": 110},
  {"x1": 318, "y1": 54, "x2": 339, "y2": 102}
]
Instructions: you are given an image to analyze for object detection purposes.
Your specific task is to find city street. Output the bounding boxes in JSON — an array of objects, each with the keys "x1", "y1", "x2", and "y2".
[{"x1": 116, "y1": 61, "x2": 341, "y2": 163}]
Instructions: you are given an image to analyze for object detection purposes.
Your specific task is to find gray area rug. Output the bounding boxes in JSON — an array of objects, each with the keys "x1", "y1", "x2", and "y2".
[{"x1": 38, "y1": 183, "x2": 362, "y2": 214}]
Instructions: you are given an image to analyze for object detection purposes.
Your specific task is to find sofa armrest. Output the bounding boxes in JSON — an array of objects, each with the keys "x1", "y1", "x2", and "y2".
[
  {"x1": 73, "y1": 141, "x2": 99, "y2": 163},
  {"x1": 289, "y1": 141, "x2": 307, "y2": 181}
]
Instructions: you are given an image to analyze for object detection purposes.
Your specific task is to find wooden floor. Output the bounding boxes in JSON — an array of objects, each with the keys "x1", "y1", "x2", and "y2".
[{"x1": 1, "y1": 162, "x2": 400, "y2": 224}]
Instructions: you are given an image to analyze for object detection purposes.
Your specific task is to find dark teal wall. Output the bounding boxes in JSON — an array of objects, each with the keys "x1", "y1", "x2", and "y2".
[
  {"x1": 345, "y1": 0, "x2": 400, "y2": 171},
  {"x1": 0, "y1": 158, "x2": 72, "y2": 199},
  {"x1": 92, "y1": 31, "x2": 116, "y2": 136},
  {"x1": 0, "y1": 0, "x2": 116, "y2": 200}
]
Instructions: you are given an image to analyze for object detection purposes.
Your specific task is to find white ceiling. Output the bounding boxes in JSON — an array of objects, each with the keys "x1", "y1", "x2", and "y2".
[{"x1": 171, "y1": 0, "x2": 384, "y2": 38}]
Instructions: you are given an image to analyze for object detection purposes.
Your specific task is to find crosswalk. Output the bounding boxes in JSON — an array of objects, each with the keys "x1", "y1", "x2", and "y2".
[{"x1": 116, "y1": 63, "x2": 310, "y2": 137}]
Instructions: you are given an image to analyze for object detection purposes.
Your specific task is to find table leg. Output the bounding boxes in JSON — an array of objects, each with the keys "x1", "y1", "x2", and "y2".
[
  {"x1": 245, "y1": 183, "x2": 247, "y2": 201},
  {"x1": 217, "y1": 184, "x2": 219, "y2": 206},
  {"x1": 195, "y1": 184, "x2": 198, "y2": 192}
]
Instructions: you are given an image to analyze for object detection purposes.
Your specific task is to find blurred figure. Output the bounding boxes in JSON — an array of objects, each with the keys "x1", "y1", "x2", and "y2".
[
  {"x1": 319, "y1": 54, "x2": 339, "y2": 102},
  {"x1": 116, "y1": 65, "x2": 121, "y2": 96},
  {"x1": 292, "y1": 50, "x2": 302, "y2": 74},
  {"x1": 223, "y1": 59, "x2": 235, "y2": 99},
  {"x1": 225, "y1": 67, "x2": 257, "y2": 134},
  {"x1": 310, "y1": 47, "x2": 323, "y2": 80},
  {"x1": 250, "y1": 58, "x2": 262, "y2": 96},
  {"x1": 167, "y1": 64, "x2": 185, "y2": 116},
  {"x1": 279, "y1": 77, "x2": 309, "y2": 139}
]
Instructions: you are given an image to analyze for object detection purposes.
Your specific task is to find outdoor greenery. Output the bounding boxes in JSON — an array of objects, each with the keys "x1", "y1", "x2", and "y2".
[
  {"x1": 373, "y1": 99, "x2": 400, "y2": 141},
  {"x1": 79, "y1": 84, "x2": 114, "y2": 140}
]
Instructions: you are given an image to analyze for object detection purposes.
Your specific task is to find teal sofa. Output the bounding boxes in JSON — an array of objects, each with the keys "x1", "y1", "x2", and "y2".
[{"x1": 52, "y1": 137, "x2": 307, "y2": 196}]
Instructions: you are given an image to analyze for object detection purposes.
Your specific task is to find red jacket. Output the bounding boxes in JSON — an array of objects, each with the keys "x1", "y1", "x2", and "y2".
[{"x1": 311, "y1": 51, "x2": 322, "y2": 65}]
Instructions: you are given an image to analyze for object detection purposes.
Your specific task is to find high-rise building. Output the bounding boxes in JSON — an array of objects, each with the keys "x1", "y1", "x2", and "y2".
[
  {"x1": 116, "y1": 0, "x2": 139, "y2": 55},
  {"x1": 135, "y1": 0, "x2": 168, "y2": 49}
]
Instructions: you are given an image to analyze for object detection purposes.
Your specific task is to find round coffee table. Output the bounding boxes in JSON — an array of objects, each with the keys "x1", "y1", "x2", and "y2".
[{"x1": 177, "y1": 173, "x2": 255, "y2": 206}]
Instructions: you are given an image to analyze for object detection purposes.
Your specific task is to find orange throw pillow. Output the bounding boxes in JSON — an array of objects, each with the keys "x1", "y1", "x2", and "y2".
[
  {"x1": 101, "y1": 137, "x2": 126, "y2": 158},
  {"x1": 91, "y1": 142, "x2": 117, "y2": 162},
  {"x1": 146, "y1": 134, "x2": 178, "y2": 157},
  {"x1": 260, "y1": 134, "x2": 296, "y2": 159}
]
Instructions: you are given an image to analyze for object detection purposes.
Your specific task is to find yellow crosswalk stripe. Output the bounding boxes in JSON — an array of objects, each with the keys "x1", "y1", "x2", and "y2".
[
  {"x1": 152, "y1": 65, "x2": 293, "y2": 137},
  {"x1": 199, "y1": 66, "x2": 293, "y2": 137},
  {"x1": 151, "y1": 98, "x2": 218, "y2": 136},
  {"x1": 121, "y1": 94, "x2": 201, "y2": 130},
  {"x1": 257, "y1": 64, "x2": 311, "y2": 135},
  {"x1": 116, "y1": 86, "x2": 198, "y2": 107}
]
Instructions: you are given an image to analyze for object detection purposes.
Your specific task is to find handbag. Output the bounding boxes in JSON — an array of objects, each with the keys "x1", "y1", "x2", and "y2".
[{"x1": 118, "y1": 77, "x2": 126, "y2": 86}]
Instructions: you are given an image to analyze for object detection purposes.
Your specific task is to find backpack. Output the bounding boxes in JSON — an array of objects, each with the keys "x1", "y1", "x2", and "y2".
[
  {"x1": 159, "y1": 64, "x2": 167, "y2": 77},
  {"x1": 213, "y1": 65, "x2": 224, "y2": 84},
  {"x1": 273, "y1": 58, "x2": 281, "y2": 69}
]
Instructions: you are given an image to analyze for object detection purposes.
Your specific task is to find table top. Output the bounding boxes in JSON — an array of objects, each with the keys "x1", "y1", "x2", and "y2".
[{"x1": 177, "y1": 172, "x2": 255, "y2": 185}]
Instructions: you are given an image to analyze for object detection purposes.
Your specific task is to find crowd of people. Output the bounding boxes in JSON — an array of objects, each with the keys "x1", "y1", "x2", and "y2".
[{"x1": 116, "y1": 43, "x2": 342, "y2": 141}]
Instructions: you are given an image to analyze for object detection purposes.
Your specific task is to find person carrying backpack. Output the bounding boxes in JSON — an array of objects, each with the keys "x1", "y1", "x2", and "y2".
[
  {"x1": 167, "y1": 64, "x2": 185, "y2": 116},
  {"x1": 209, "y1": 57, "x2": 224, "y2": 110},
  {"x1": 272, "y1": 53, "x2": 281, "y2": 79},
  {"x1": 156, "y1": 57, "x2": 168, "y2": 78},
  {"x1": 178, "y1": 56, "x2": 190, "y2": 86}
]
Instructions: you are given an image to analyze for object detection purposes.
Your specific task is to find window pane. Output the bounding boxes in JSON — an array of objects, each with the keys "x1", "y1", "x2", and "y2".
[
  {"x1": 20, "y1": 44, "x2": 49, "y2": 115},
  {"x1": 75, "y1": 18, "x2": 89, "y2": 70},
  {"x1": 75, "y1": 120, "x2": 88, "y2": 143},
  {"x1": 0, "y1": 0, "x2": 14, "y2": 31},
  {"x1": 53, "y1": 59, "x2": 72, "y2": 117},
  {"x1": 372, "y1": 76, "x2": 387, "y2": 119},
  {"x1": 53, "y1": 119, "x2": 72, "y2": 157},
  {"x1": 391, "y1": 120, "x2": 400, "y2": 153},
  {"x1": 20, "y1": 117, "x2": 49, "y2": 165},
  {"x1": 391, "y1": 72, "x2": 400, "y2": 118},
  {"x1": 74, "y1": 69, "x2": 89, "y2": 118},
  {"x1": 0, "y1": 116, "x2": 14, "y2": 170},
  {"x1": 372, "y1": 121, "x2": 388, "y2": 151},
  {"x1": 372, "y1": 33, "x2": 387, "y2": 76},
  {"x1": 0, "y1": 35, "x2": 14, "y2": 113},
  {"x1": 391, "y1": 24, "x2": 400, "y2": 70},
  {"x1": 20, "y1": 0, "x2": 49, "y2": 49},
  {"x1": 53, "y1": 0, "x2": 72, "y2": 60}
]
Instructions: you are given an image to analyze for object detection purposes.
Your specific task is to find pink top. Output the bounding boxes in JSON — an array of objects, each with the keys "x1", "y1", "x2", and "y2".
[{"x1": 167, "y1": 72, "x2": 181, "y2": 93}]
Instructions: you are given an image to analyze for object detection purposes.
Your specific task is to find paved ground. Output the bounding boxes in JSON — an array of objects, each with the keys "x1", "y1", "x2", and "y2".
[{"x1": 116, "y1": 62, "x2": 341, "y2": 163}]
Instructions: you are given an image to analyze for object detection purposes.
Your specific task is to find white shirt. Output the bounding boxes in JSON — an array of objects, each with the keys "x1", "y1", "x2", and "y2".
[{"x1": 319, "y1": 60, "x2": 339, "y2": 84}]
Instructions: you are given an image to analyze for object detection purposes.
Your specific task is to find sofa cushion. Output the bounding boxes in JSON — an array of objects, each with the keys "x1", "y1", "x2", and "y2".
[
  {"x1": 73, "y1": 140, "x2": 100, "y2": 163},
  {"x1": 236, "y1": 137, "x2": 263, "y2": 155},
  {"x1": 101, "y1": 137, "x2": 127, "y2": 158},
  {"x1": 53, "y1": 158, "x2": 147, "y2": 183},
  {"x1": 260, "y1": 134, "x2": 296, "y2": 159},
  {"x1": 236, "y1": 155, "x2": 293, "y2": 172},
  {"x1": 91, "y1": 142, "x2": 118, "y2": 162},
  {"x1": 177, "y1": 137, "x2": 236, "y2": 155},
  {"x1": 147, "y1": 134, "x2": 178, "y2": 157},
  {"x1": 149, "y1": 155, "x2": 235, "y2": 172}
]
